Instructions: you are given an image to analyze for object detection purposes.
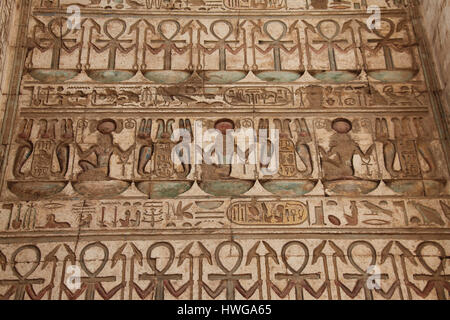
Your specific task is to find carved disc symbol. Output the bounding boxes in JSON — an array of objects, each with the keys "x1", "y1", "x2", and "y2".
[
  {"x1": 281, "y1": 241, "x2": 309, "y2": 275},
  {"x1": 48, "y1": 17, "x2": 72, "y2": 39},
  {"x1": 80, "y1": 242, "x2": 109, "y2": 277},
  {"x1": 104, "y1": 18, "x2": 127, "y2": 40},
  {"x1": 372, "y1": 18, "x2": 396, "y2": 40},
  {"x1": 158, "y1": 20, "x2": 181, "y2": 41},
  {"x1": 210, "y1": 20, "x2": 233, "y2": 40},
  {"x1": 316, "y1": 19, "x2": 340, "y2": 41},
  {"x1": 416, "y1": 241, "x2": 446, "y2": 275},
  {"x1": 214, "y1": 241, "x2": 243, "y2": 274},
  {"x1": 11, "y1": 245, "x2": 41, "y2": 281},
  {"x1": 263, "y1": 20, "x2": 287, "y2": 41},
  {"x1": 147, "y1": 242, "x2": 175, "y2": 274},
  {"x1": 347, "y1": 241, "x2": 377, "y2": 274}
]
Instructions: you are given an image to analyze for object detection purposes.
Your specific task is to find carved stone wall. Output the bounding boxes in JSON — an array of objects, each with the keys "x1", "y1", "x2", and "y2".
[
  {"x1": 0, "y1": 0, "x2": 15, "y2": 93},
  {"x1": 0, "y1": 0, "x2": 448, "y2": 300},
  {"x1": 0, "y1": 0, "x2": 16, "y2": 135},
  {"x1": 417, "y1": 0, "x2": 449, "y2": 123}
]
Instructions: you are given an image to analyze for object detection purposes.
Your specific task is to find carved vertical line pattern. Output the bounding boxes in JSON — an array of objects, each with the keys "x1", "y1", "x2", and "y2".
[
  {"x1": 0, "y1": 0, "x2": 15, "y2": 91},
  {"x1": 408, "y1": 0, "x2": 450, "y2": 174},
  {"x1": 0, "y1": 0, "x2": 32, "y2": 193}
]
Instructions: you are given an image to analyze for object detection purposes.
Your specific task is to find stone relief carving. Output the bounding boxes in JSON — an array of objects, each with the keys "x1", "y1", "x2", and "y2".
[
  {"x1": 0, "y1": 239, "x2": 448, "y2": 300},
  {"x1": 0, "y1": 0, "x2": 447, "y2": 301}
]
